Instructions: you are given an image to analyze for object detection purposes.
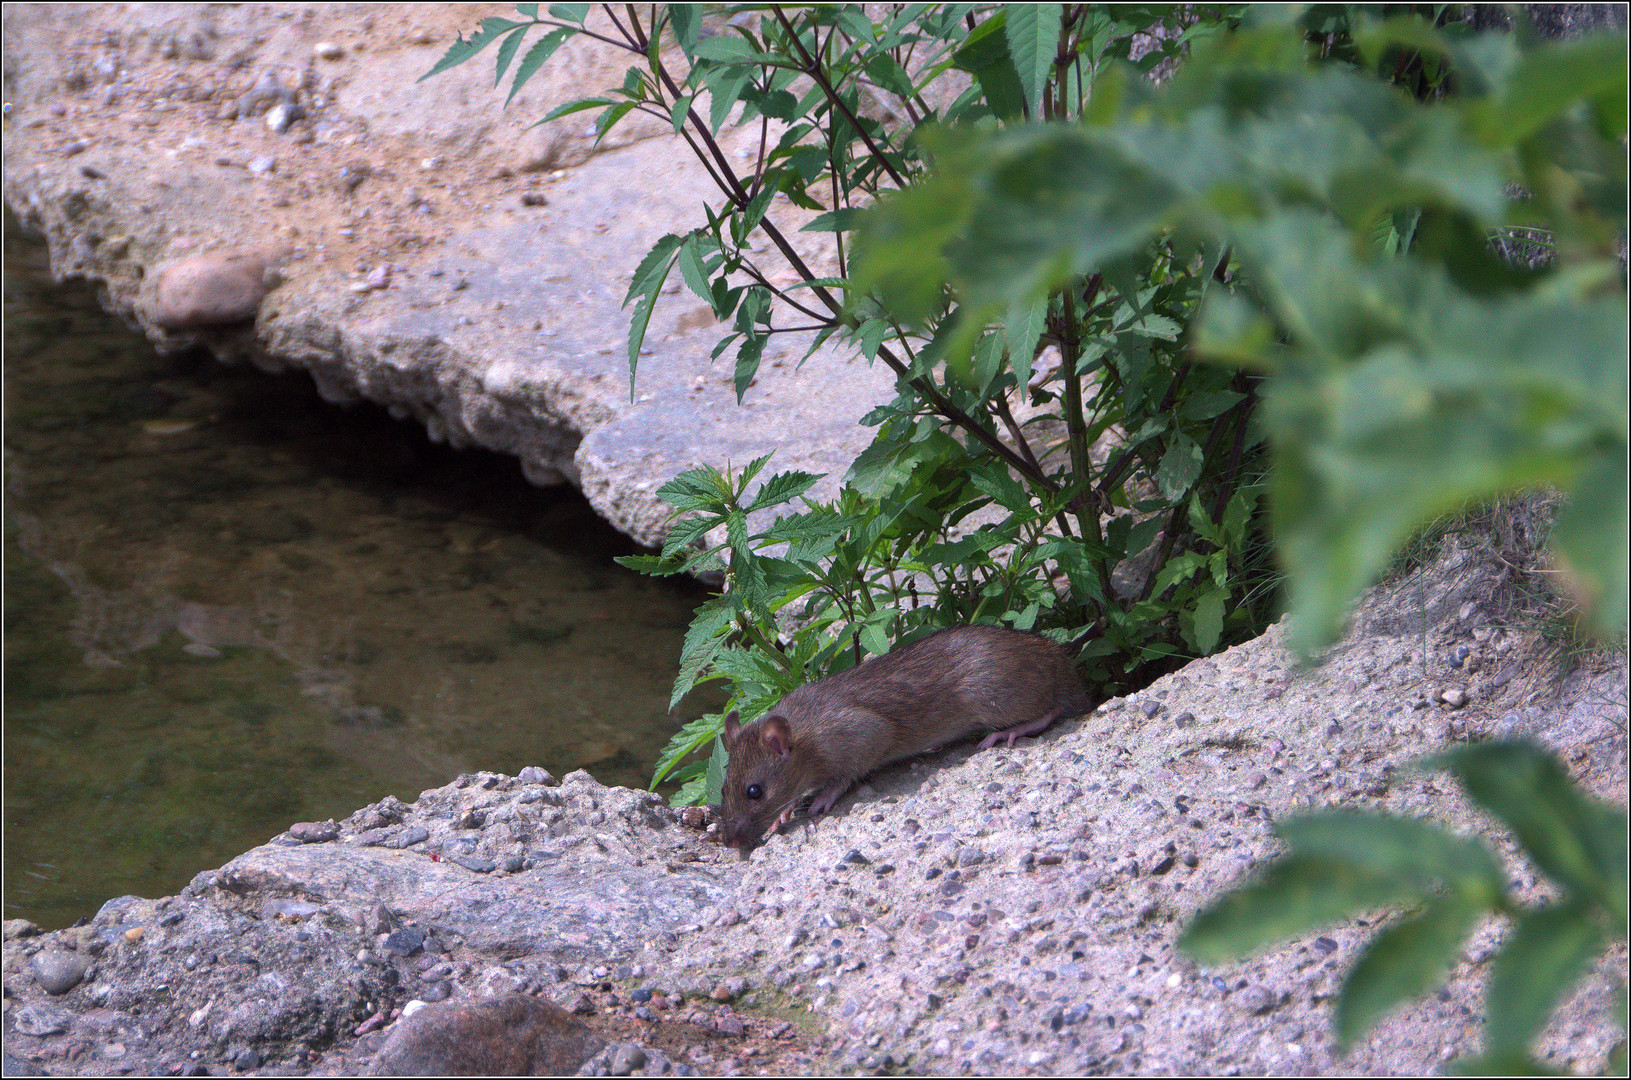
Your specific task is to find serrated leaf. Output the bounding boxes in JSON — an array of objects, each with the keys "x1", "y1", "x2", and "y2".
[
  {"x1": 740, "y1": 182, "x2": 778, "y2": 237},
  {"x1": 1005, "y1": 294, "x2": 1048, "y2": 390},
  {"x1": 864, "y1": 51, "x2": 916, "y2": 99},
  {"x1": 1190, "y1": 586, "x2": 1225, "y2": 654},
  {"x1": 747, "y1": 470, "x2": 826, "y2": 514},
  {"x1": 623, "y1": 233, "x2": 685, "y2": 308},
  {"x1": 650, "y1": 712, "x2": 725, "y2": 787},
  {"x1": 669, "y1": 597, "x2": 736, "y2": 710},
  {"x1": 421, "y1": 17, "x2": 524, "y2": 81},
  {"x1": 1005, "y1": 2, "x2": 1061, "y2": 119},
  {"x1": 677, "y1": 233, "x2": 718, "y2": 306},
  {"x1": 492, "y1": 22, "x2": 528, "y2": 87},
  {"x1": 704, "y1": 738, "x2": 729, "y2": 806},
  {"x1": 539, "y1": 95, "x2": 616, "y2": 124},
  {"x1": 505, "y1": 27, "x2": 577, "y2": 106},
  {"x1": 547, "y1": 4, "x2": 590, "y2": 23},
  {"x1": 800, "y1": 208, "x2": 865, "y2": 233},
  {"x1": 734, "y1": 333, "x2": 767, "y2": 403},
  {"x1": 669, "y1": 93, "x2": 694, "y2": 134},
  {"x1": 1155, "y1": 431, "x2": 1204, "y2": 500}
]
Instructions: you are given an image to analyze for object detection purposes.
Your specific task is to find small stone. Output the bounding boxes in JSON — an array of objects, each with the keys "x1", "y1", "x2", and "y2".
[
  {"x1": 265, "y1": 102, "x2": 302, "y2": 133},
  {"x1": 247, "y1": 153, "x2": 276, "y2": 175},
  {"x1": 32, "y1": 951, "x2": 91, "y2": 995},
  {"x1": 289, "y1": 820, "x2": 339, "y2": 843},
  {"x1": 12, "y1": 1003, "x2": 73, "y2": 1036},
  {"x1": 1441, "y1": 688, "x2": 1468, "y2": 709},
  {"x1": 1234, "y1": 984, "x2": 1275, "y2": 1015},
  {"x1": 383, "y1": 927, "x2": 427, "y2": 957},
  {"x1": 518, "y1": 766, "x2": 557, "y2": 785},
  {"x1": 314, "y1": 41, "x2": 345, "y2": 60}
]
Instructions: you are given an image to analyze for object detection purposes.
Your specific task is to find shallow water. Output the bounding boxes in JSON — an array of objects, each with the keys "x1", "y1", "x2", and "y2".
[{"x1": 3, "y1": 224, "x2": 723, "y2": 930}]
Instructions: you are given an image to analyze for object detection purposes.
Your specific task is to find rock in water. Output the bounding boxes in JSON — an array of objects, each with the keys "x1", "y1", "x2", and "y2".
[
  {"x1": 370, "y1": 993, "x2": 607, "y2": 1076},
  {"x1": 149, "y1": 251, "x2": 282, "y2": 331}
]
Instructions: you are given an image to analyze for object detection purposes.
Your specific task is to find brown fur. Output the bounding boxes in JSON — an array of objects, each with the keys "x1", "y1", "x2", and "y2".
[{"x1": 719, "y1": 625, "x2": 1091, "y2": 848}]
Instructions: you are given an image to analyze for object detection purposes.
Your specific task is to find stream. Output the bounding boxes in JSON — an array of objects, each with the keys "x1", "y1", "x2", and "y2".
[{"x1": 3, "y1": 221, "x2": 723, "y2": 930}]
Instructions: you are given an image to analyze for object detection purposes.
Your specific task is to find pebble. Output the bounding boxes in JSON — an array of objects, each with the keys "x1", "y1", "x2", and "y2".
[
  {"x1": 289, "y1": 820, "x2": 339, "y2": 843},
  {"x1": 383, "y1": 927, "x2": 426, "y2": 957},
  {"x1": 314, "y1": 41, "x2": 345, "y2": 60},
  {"x1": 12, "y1": 1003, "x2": 73, "y2": 1036},
  {"x1": 265, "y1": 102, "x2": 303, "y2": 133},
  {"x1": 31, "y1": 951, "x2": 91, "y2": 995},
  {"x1": 1233, "y1": 984, "x2": 1275, "y2": 1015},
  {"x1": 610, "y1": 1045, "x2": 647, "y2": 1075}
]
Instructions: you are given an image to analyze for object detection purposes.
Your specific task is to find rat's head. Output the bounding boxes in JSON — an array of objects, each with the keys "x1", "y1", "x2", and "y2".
[{"x1": 718, "y1": 710, "x2": 800, "y2": 849}]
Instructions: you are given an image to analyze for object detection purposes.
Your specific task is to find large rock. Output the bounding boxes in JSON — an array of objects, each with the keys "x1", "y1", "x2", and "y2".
[{"x1": 148, "y1": 249, "x2": 285, "y2": 330}]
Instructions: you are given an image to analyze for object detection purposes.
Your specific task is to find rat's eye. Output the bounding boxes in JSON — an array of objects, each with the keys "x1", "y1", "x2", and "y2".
[{"x1": 745, "y1": 784, "x2": 764, "y2": 801}]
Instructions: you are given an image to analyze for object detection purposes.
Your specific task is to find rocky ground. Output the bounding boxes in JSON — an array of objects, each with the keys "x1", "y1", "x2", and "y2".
[
  {"x1": 2, "y1": 4, "x2": 1626, "y2": 1076},
  {"x1": 3, "y1": 518, "x2": 1626, "y2": 1076}
]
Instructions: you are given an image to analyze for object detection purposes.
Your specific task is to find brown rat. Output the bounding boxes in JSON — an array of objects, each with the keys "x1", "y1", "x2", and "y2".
[{"x1": 719, "y1": 624, "x2": 1092, "y2": 848}]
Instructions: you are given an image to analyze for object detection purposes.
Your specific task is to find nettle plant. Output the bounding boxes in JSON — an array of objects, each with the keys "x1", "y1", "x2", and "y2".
[{"x1": 429, "y1": 3, "x2": 1276, "y2": 804}]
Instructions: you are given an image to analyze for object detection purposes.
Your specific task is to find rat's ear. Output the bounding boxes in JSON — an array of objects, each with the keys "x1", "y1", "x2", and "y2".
[
  {"x1": 722, "y1": 710, "x2": 742, "y2": 742},
  {"x1": 761, "y1": 715, "x2": 792, "y2": 757}
]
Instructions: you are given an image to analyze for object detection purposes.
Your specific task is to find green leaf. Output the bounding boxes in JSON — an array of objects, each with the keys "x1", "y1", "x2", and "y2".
[
  {"x1": 539, "y1": 95, "x2": 616, "y2": 124},
  {"x1": 1179, "y1": 853, "x2": 1428, "y2": 966},
  {"x1": 669, "y1": 597, "x2": 736, "y2": 710},
  {"x1": 704, "y1": 737, "x2": 729, "y2": 807},
  {"x1": 1190, "y1": 586, "x2": 1225, "y2": 654},
  {"x1": 668, "y1": 4, "x2": 702, "y2": 62},
  {"x1": 624, "y1": 233, "x2": 685, "y2": 309},
  {"x1": 1155, "y1": 432, "x2": 1204, "y2": 500},
  {"x1": 421, "y1": 17, "x2": 525, "y2": 81},
  {"x1": 1334, "y1": 891, "x2": 1486, "y2": 1051},
  {"x1": 1005, "y1": 3, "x2": 1062, "y2": 119},
  {"x1": 747, "y1": 470, "x2": 826, "y2": 514},
  {"x1": 800, "y1": 208, "x2": 865, "y2": 233},
  {"x1": 734, "y1": 333, "x2": 767, "y2": 404},
  {"x1": 1426, "y1": 742, "x2": 1629, "y2": 922},
  {"x1": 1276, "y1": 811, "x2": 1506, "y2": 901},
  {"x1": 864, "y1": 51, "x2": 916, "y2": 99},
  {"x1": 547, "y1": 4, "x2": 590, "y2": 23},
  {"x1": 1484, "y1": 899, "x2": 1608, "y2": 1060},
  {"x1": 492, "y1": 22, "x2": 527, "y2": 87},
  {"x1": 651, "y1": 713, "x2": 724, "y2": 788},
  {"x1": 505, "y1": 27, "x2": 577, "y2": 106},
  {"x1": 951, "y1": 12, "x2": 1027, "y2": 122},
  {"x1": 1005, "y1": 294, "x2": 1049, "y2": 390}
]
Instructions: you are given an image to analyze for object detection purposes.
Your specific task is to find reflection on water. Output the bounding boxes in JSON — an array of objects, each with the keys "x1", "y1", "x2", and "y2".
[{"x1": 3, "y1": 222, "x2": 722, "y2": 929}]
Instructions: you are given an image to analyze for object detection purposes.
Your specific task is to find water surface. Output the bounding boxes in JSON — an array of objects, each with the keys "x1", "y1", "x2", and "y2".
[{"x1": 3, "y1": 223, "x2": 721, "y2": 929}]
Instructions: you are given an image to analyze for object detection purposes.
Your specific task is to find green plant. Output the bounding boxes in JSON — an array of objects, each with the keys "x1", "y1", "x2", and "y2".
[
  {"x1": 427, "y1": 4, "x2": 1281, "y2": 803},
  {"x1": 852, "y1": 6, "x2": 1628, "y2": 655},
  {"x1": 1181, "y1": 742, "x2": 1628, "y2": 1073}
]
